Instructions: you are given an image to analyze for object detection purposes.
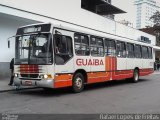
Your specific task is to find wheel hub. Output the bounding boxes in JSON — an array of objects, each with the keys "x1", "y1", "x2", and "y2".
[{"x1": 75, "y1": 77, "x2": 82, "y2": 89}]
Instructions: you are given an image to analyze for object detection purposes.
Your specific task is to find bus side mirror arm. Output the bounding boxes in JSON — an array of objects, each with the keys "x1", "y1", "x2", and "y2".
[
  {"x1": 8, "y1": 40, "x2": 10, "y2": 48},
  {"x1": 7, "y1": 35, "x2": 16, "y2": 48}
]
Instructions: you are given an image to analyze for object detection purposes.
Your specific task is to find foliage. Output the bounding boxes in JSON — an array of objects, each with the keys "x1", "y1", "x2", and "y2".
[{"x1": 150, "y1": 11, "x2": 160, "y2": 26}]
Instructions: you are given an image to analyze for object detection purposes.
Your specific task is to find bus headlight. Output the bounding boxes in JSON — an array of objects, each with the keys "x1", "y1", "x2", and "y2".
[
  {"x1": 44, "y1": 74, "x2": 48, "y2": 79},
  {"x1": 14, "y1": 73, "x2": 18, "y2": 77},
  {"x1": 39, "y1": 74, "x2": 52, "y2": 79}
]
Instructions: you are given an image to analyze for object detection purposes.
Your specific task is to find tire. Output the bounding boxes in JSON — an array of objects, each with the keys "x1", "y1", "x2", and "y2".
[
  {"x1": 132, "y1": 69, "x2": 139, "y2": 83},
  {"x1": 72, "y1": 73, "x2": 84, "y2": 93}
]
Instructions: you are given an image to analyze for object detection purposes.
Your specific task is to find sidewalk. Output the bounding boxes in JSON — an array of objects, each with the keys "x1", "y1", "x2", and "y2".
[
  {"x1": 153, "y1": 71, "x2": 160, "y2": 75},
  {"x1": 0, "y1": 77, "x2": 37, "y2": 93}
]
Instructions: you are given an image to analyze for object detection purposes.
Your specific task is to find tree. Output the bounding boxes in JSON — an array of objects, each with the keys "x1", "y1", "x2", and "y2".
[
  {"x1": 150, "y1": 11, "x2": 160, "y2": 26},
  {"x1": 150, "y1": 11, "x2": 160, "y2": 46}
]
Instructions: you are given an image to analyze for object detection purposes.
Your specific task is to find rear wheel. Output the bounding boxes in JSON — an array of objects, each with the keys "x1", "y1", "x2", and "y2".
[
  {"x1": 132, "y1": 69, "x2": 139, "y2": 83},
  {"x1": 72, "y1": 73, "x2": 84, "y2": 93}
]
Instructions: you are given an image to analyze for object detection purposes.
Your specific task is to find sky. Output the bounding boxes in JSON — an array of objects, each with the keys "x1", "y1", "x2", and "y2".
[
  {"x1": 112, "y1": 0, "x2": 136, "y2": 27},
  {"x1": 112, "y1": 0, "x2": 159, "y2": 28}
]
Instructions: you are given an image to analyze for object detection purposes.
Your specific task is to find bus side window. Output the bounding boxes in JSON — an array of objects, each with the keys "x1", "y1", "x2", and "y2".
[
  {"x1": 116, "y1": 41, "x2": 126, "y2": 58},
  {"x1": 142, "y1": 46, "x2": 149, "y2": 59},
  {"x1": 126, "y1": 43, "x2": 134, "y2": 58},
  {"x1": 74, "y1": 33, "x2": 89, "y2": 56},
  {"x1": 105, "y1": 39, "x2": 116, "y2": 56},
  {"x1": 54, "y1": 34, "x2": 73, "y2": 65},
  {"x1": 134, "y1": 45, "x2": 142, "y2": 58},
  {"x1": 90, "y1": 36, "x2": 104, "y2": 57},
  {"x1": 148, "y1": 47, "x2": 153, "y2": 59}
]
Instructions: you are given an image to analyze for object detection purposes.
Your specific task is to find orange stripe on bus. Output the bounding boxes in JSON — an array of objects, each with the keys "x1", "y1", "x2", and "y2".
[
  {"x1": 105, "y1": 57, "x2": 117, "y2": 71},
  {"x1": 53, "y1": 68, "x2": 153, "y2": 88},
  {"x1": 55, "y1": 74, "x2": 73, "y2": 81},
  {"x1": 140, "y1": 68, "x2": 154, "y2": 76},
  {"x1": 87, "y1": 72, "x2": 110, "y2": 83},
  {"x1": 54, "y1": 74, "x2": 73, "y2": 88},
  {"x1": 54, "y1": 80, "x2": 72, "y2": 88}
]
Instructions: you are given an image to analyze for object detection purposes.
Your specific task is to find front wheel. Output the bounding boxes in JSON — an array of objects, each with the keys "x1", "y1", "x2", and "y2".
[
  {"x1": 72, "y1": 73, "x2": 84, "y2": 93},
  {"x1": 132, "y1": 69, "x2": 139, "y2": 83}
]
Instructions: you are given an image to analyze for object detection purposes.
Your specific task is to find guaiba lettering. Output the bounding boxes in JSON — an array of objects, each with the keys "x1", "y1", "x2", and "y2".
[{"x1": 76, "y1": 59, "x2": 104, "y2": 66}]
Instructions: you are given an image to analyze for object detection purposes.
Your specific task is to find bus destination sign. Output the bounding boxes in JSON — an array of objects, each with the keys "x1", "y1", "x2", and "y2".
[
  {"x1": 23, "y1": 27, "x2": 41, "y2": 33},
  {"x1": 16, "y1": 24, "x2": 51, "y2": 35}
]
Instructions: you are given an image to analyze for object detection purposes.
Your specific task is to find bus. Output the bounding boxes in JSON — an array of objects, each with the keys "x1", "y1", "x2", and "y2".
[{"x1": 9, "y1": 22, "x2": 154, "y2": 93}]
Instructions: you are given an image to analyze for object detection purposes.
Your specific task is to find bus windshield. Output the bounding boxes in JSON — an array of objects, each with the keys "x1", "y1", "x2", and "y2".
[{"x1": 15, "y1": 33, "x2": 52, "y2": 65}]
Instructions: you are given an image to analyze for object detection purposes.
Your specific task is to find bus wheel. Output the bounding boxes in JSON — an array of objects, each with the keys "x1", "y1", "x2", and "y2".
[
  {"x1": 72, "y1": 73, "x2": 84, "y2": 93},
  {"x1": 132, "y1": 69, "x2": 139, "y2": 83}
]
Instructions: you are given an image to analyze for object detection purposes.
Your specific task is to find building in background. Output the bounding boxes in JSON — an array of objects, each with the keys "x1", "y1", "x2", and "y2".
[
  {"x1": 140, "y1": 26, "x2": 160, "y2": 60},
  {"x1": 81, "y1": 0, "x2": 125, "y2": 20},
  {"x1": 134, "y1": 0, "x2": 160, "y2": 29}
]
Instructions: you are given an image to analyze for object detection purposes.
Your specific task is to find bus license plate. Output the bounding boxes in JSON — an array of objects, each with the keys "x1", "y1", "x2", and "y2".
[{"x1": 25, "y1": 81, "x2": 32, "y2": 86}]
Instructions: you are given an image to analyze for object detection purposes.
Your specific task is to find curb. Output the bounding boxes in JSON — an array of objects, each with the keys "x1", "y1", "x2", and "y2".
[
  {"x1": 153, "y1": 72, "x2": 160, "y2": 74},
  {"x1": 0, "y1": 87, "x2": 39, "y2": 93}
]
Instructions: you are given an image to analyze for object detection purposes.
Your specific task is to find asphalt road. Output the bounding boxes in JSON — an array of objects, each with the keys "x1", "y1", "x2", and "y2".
[{"x1": 0, "y1": 73, "x2": 160, "y2": 114}]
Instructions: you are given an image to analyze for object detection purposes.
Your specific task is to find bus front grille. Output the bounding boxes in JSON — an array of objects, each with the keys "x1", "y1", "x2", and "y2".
[{"x1": 21, "y1": 74, "x2": 39, "y2": 78}]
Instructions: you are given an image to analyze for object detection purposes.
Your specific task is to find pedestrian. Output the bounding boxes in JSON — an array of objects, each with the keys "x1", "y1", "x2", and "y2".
[
  {"x1": 158, "y1": 63, "x2": 160, "y2": 71},
  {"x1": 8, "y1": 58, "x2": 14, "y2": 86},
  {"x1": 154, "y1": 62, "x2": 157, "y2": 71}
]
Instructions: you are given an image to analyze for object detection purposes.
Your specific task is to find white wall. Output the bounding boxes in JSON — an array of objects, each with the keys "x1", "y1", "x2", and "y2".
[
  {"x1": 0, "y1": 0, "x2": 117, "y2": 35},
  {"x1": 0, "y1": 13, "x2": 37, "y2": 62},
  {"x1": 116, "y1": 22, "x2": 156, "y2": 45},
  {"x1": 0, "y1": 0, "x2": 80, "y2": 25}
]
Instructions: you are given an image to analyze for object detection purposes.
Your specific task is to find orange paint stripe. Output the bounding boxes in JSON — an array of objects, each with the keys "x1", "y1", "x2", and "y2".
[
  {"x1": 55, "y1": 74, "x2": 73, "y2": 81},
  {"x1": 87, "y1": 72, "x2": 110, "y2": 83},
  {"x1": 53, "y1": 68, "x2": 153, "y2": 88},
  {"x1": 54, "y1": 80, "x2": 72, "y2": 88},
  {"x1": 105, "y1": 57, "x2": 117, "y2": 71}
]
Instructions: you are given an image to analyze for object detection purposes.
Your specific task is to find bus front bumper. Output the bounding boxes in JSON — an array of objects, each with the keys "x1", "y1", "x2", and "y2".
[{"x1": 14, "y1": 78, "x2": 54, "y2": 88}]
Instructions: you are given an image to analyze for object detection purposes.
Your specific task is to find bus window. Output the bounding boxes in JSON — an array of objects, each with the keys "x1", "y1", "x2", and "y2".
[
  {"x1": 142, "y1": 46, "x2": 149, "y2": 59},
  {"x1": 54, "y1": 34, "x2": 73, "y2": 65},
  {"x1": 116, "y1": 41, "x2": 126, "y2": 58},
  {"x1": 105, "y1": 39, "x2": 116, "y2": 56},
  {"x1": 126, "y1": 43, "x2": 134, "y2": 58},
  {"x1": 148, "y1": 47, "x2": 152, "y2": 59},
  {"x1": 134, "y1": 45, "x2": 142, "y2": 58},
  {"x1": 74, "y1": 33, "x2": 90, "y2": 56},
  {"x1": 90, "y1": 36, "x2": 104, "y2": 56}
]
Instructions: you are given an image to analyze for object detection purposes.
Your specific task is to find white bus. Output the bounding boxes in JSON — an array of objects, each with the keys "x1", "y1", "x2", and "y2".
[{"x1": 10, "y1": 22, "x2": 154, "y2": 92}]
